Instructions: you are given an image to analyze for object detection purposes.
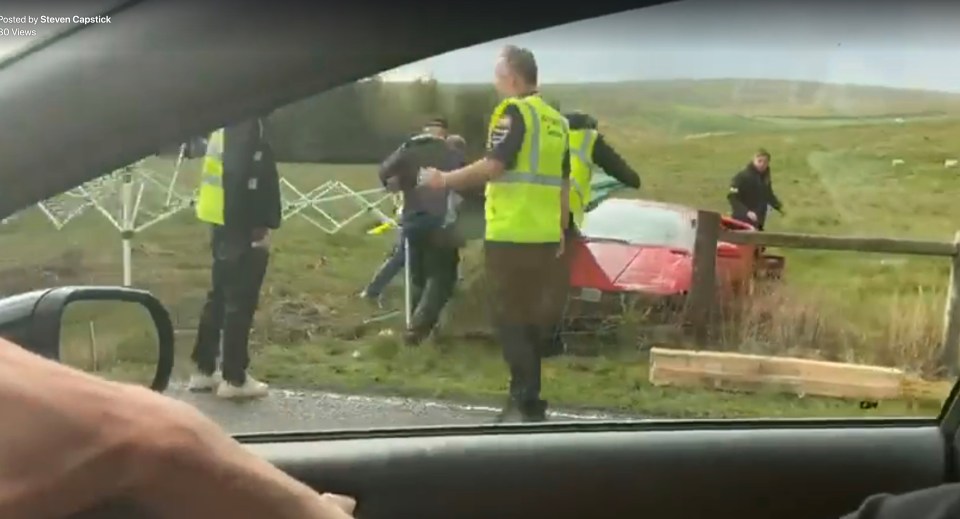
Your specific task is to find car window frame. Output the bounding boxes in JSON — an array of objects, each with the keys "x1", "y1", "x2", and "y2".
[{"x1": 0, "y1": 0, "x2": 957, "y2": 442}]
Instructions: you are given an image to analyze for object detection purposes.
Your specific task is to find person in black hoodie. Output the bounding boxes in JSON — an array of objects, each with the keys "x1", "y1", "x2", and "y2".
[
  {"x1": 188, "y1": 117, "x2": 281, "y2": 400},
  {"x1": 727, "y1": 148, "x2": 785, "y2": 230},
  {"x1": 378, "y1": 118, "x2": 464, "y2": 345}
]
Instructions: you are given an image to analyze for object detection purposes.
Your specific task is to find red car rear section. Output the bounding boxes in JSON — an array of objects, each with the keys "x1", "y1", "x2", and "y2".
[{"x1": 569, "y1": 199, "x2": 762, "y2": 301}]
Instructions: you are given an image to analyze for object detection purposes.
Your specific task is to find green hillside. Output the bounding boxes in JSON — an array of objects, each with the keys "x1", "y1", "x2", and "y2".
[
  {"x1": 546, "y1": 78, "x2": 960, "y2": 117},
  {"x1": 535, "y1": 79, "x2": 960, "y2": 140}
]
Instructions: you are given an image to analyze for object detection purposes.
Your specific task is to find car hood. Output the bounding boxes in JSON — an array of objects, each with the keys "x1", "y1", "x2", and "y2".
[{"x1": 570, "y1": 240, "x2": 691, "y2": 296}]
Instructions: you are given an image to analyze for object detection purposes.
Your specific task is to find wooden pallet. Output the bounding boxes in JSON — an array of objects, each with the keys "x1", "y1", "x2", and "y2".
[{"x1": 649, "y1": 347, "x2": 952, "y2": 402}]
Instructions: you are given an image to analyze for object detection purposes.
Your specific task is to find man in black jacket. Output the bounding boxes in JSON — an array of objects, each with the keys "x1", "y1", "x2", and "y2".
[
  {"x1": 188, "y1": 117, "x2": 281, "y2": 399},
  {"x1": 727, "y1": 148, "x2": 784, "y2": 230},
  {"x1": 378, "y1": 118, "x2": 464, "y2": 345}
]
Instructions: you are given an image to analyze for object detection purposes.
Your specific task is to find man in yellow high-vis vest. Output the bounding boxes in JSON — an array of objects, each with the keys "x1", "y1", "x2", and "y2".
[
  {"x1": 421, "y1": 45, "x2": 570, "y2": 422},
  {"x1": 541, "y1": 111, "x2": 642, "y2": 356},
  {"x1": 189, "y1": 117, "x2": 281, "y2": 400},
  {"x1": 565, "y1": 111, "x2": 641, "y2": 227}
]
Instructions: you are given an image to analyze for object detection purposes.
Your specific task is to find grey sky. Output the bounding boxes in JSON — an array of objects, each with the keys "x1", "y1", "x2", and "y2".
[{"x1": 382, "y1": 0, "x2": 960, "y2": 92}]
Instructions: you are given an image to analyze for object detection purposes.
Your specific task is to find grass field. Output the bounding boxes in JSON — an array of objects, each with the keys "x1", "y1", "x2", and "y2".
[{"x1": 6, "y1": 78, "x2": 960, "y2": 419}]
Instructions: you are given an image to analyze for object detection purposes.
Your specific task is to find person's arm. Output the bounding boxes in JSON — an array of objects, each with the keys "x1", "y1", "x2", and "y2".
[
  {"x1": 766, "y1": 174, "x2": 783, "y2": 212},
  {"x1": 222, "y1": 120, "x2": 261, "y2": 230},
  {"x1": 252, "y1": 132, "x2": 283, "y2": 231},
  {"x1": 727, "y1": 171, "x2": 750, "y2": 216},
  {"x1": 383, "y1": 138, "x2": 438, "y2": 193},
  {"x1": 592, "y1": 134, "x2": 640, "y2": 189},
  {"x1": 841, "y1": 484, "x2": 960, "y2": 519},
  {"x1": 0, "y1": 338, "x2": 354, "y2": 518},
  {"x1": 441, "y1": 104, "x2": 525, "y2": 192},
  {"x1": 379, "y1": 144, "x2": 411, "y2": 192}
]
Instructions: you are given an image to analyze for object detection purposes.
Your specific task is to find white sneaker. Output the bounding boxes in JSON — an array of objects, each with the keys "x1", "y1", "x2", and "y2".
[
  {"x1": 187, "y1": 371, "x2": 223, "y2": 392},
  {"x1": 216, "y1": 375, "x2": 269, "y2": 400}
]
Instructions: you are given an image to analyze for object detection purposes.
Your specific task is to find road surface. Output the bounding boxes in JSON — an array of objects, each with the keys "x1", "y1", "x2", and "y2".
[{"x1": 168, "y1": 385, "x2": 628, "y2": 434}]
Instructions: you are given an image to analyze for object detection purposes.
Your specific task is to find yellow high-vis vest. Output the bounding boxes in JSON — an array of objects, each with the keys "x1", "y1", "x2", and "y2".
[
  {"x1": 196, "y1": 128, "x2": 225, "y2": 225},
  {"x1": 484, "y1": 95, "x2": 569, "y2": 243},
  {"x1": 568, "y1": 128, "x2": 598, "y2": 227}
]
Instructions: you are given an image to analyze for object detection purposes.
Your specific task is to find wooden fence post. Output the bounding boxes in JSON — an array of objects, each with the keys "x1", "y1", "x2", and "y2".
[
  {"x1": 686, "y1": 210, "x2": 721, "y2": 347},
  {"x1": 940, "y1": 231, "x2": 960, "y2": 377}
]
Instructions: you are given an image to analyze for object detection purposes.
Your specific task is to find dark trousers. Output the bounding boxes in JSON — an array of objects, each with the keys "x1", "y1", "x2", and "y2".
[
  {"x1": 191, "y1": 225, "x2": 270, "y2": 385},
  {"x1": 542, "y1": 225, "x2": 577, "y2": 356},
  {"x1": 408, "y1": 234, "x2": 460, "y2": 335},
  {"x1": 485, "y1": 241, "x2": 560, "y2": 408}
]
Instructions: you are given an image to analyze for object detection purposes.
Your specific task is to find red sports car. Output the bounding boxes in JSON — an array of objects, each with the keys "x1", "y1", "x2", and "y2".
[{"x1": 568, "y1": 198, "x2": 783, "y2": 310}]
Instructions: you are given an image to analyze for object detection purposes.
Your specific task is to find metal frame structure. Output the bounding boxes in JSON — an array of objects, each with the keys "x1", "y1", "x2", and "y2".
[
  {"x1": 25, "y1": 154, "x2": 402, "y2": 299},
  {"x1": 281, "y1": 178, "x2": 396, "y2": 232}
]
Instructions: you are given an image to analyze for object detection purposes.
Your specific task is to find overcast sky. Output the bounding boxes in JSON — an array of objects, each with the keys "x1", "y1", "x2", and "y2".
[
  {"x1": 381, "y1": 0, "x2": 960, "y2": 92},
  {"x1": 2, "y1": 1, "x2": 958, "y2": 92}
]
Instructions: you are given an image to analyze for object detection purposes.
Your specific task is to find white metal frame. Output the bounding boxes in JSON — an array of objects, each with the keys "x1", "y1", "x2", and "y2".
[{"x1": 24, "y1": 155, "x2": 411, "y2": 321}]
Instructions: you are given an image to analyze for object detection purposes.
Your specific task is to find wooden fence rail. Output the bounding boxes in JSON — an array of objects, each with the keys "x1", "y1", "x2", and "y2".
[{"x1": 685, "y1": 210, "x2": 960, "y2": 377}]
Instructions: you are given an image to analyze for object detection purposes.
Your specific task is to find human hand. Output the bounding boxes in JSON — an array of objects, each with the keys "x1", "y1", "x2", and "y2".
[
  {"x1": 385, "y1": 176, "x2": 402, "y2": 192},
  {"x1": 0, "y1": 335, "x2": 359, "y2": 519},
  {"x1": 131, "y1": 397, "x2": 358, "y2": 518},
  {"x1": 556, "y1": 232, "x2": 566, "y2": 259},
  {"x1": 319, "y1": 493, "x2": 357, "y2": 518},
  {"x1": 252, "y1": 227, "x2": 270, "y2": 248},
  {"x1": 746, "y1": 211, "x2": 758, "y2": 222},
  {"x1": 419, "y1": 167, "x2": 446, "y2": 189}
]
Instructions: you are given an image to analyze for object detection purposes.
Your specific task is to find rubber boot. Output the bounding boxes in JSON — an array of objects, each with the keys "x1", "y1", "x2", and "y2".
[{"x1": 495, "y1": 325, "x2": 547, "y2": 423}]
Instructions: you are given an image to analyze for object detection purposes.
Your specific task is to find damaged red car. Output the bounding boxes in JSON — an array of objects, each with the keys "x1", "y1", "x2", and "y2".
[{"x1": 567, "y1": 198, "x2": 783, "y2": 315}]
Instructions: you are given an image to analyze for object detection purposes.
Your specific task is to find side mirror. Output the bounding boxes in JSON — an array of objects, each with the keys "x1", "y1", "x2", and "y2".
[
  {"x1": 0, "y1": 286, "x2": 174, "y2": 392},
  {"x1": 717, "y1": 242, "x2": 743, "y2": 259}
]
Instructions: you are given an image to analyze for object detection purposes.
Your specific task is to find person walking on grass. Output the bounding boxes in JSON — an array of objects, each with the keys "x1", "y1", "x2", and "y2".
[
  {"x1": 359, "y1": 128, "x2": 468, "y2": 307},
  {"x1": 727, "y1": 148, "x2": 785, "y2": 231},
  {"x1": 372, "y1": 118, "x2": 465, "y2": 345},
  {"x1": 189, "y1": 116, "x2": 281, "y2": 399}
]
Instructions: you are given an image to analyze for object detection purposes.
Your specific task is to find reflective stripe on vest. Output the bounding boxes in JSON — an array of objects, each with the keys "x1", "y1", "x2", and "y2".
[
  {"x1": 484, "y1": 95, "x2": 568, "y2": 243},
  {"x1": 195, "y1": 128, "x2": 225, "y2": 225},
  {"x1": 568, "y1": 128, "x2": 598, "y2": 226}
]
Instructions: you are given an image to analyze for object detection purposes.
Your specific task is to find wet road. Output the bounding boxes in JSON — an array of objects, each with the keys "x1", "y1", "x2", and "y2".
[{"x1": 167, "y1": 385, "x2": 625, "y2": 434}]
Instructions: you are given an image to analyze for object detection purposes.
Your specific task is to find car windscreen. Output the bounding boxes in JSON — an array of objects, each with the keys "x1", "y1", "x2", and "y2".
[{"x1": 581, "y1": 200, "x2": 697, "y2": 251}]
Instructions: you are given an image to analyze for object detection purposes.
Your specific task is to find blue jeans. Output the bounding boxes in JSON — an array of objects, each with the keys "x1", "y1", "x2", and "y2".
[
  {"x1": 363, "y1": 212, "x2": 445, "y2": 299},
  {"x1": 364, "y1": 232, "x2": 405, "y2": 298}
]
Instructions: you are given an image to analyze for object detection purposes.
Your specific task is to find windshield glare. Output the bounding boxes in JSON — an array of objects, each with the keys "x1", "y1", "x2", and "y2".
[
  {"x1": 6, "y1": 1, "x2": 958, "y2": 434},
  {"x1": 581, "y1": 201, "x2": 696, "y2": 250}
]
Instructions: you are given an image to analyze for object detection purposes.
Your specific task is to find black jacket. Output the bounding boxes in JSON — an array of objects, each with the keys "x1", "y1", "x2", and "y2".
[
  {"x1": 222, "y1": 119, "x2": 282, "y2": 231},
  {"x1": 727, "y1": 162, "x2": 782, "y2": 228},
  {"x1": 379, "y1": 133, "x2": 460, "y2": 221}
]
